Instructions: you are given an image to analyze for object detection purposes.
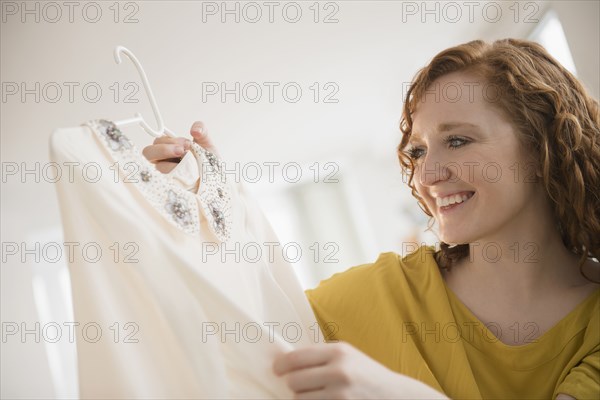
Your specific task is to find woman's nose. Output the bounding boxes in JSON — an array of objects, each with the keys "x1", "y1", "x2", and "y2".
[{"x1": 417, "y1": 151, "x2": 454, "y2": 187}]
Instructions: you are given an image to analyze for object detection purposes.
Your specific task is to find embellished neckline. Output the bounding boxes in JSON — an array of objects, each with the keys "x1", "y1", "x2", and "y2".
[{"x1": 85, "y1": 119, "x2": 232, "y2": 241}]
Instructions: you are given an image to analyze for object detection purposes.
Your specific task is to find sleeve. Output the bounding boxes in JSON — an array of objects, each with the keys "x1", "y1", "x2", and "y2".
[
  {"x1": 304, "y1": 288, "x2": 340, "y2": 343},
  {"x1": 555, "y1": 349, "x2": 600, "y2": 400},
  {"x1": 303, "y1": 264, "x2": 371, "y2": 343}
]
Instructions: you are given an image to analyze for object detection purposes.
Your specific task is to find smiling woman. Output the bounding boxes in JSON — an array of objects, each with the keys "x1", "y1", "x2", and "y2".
[
  {"x1": 398, "y1": 39, "x2": 600, "y2": 282},
  {"x1": 302, "y1": 39, "x2": 600, "y2": 399},
  {"x1": 141, "y1": 38, "x2": 600, "y2": 399}
]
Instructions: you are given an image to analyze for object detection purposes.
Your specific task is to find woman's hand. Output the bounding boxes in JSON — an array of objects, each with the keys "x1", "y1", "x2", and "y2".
[
  {"x1": 273, "y1": 341, "x2": 449, "y2": 400},
  {"x1": 142, "y1": 121, "x2": 218, "y2": 174}
]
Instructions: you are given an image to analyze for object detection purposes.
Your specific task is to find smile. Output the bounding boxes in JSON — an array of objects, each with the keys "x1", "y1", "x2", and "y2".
[{"x1": 436, "y1": 191, "x2": 475, "y2": 213}]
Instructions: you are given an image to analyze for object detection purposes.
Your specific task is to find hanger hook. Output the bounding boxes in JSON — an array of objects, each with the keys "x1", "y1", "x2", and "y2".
[{"x1": 114, "y1": 46, "x2": 166, "y2": 137}]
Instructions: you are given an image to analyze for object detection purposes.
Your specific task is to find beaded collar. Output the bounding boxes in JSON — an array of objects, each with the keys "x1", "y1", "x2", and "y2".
[{"x1": 85, "y1": 119, "x2": 232, "y2": 241}]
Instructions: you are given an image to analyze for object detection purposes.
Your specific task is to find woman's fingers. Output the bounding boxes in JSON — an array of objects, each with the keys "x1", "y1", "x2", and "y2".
[
  {"x1": 284, "y1": 364, "x2": 331, "y2": 393},
  {"x1": 273, "y1": 344, "x2": 331, "y2": 376},
  {"x1": 190, "y1": 121, "x2": 219, "y2": 155},
  {"x1": 142, "y1": 141, "x2": 190, "y2": 162},
  {"x1": 154, "y1": 161, "x2": 180, "y2": 174},
  {"x1": 152, "y1": 135, "x2": 192, "y2": 150},
  {"x1": 140, "y1": 121, "x2": 218, "y2": 176},
  {"x1": 294, "y1": 389, "x2": 331, "y2": 400}
]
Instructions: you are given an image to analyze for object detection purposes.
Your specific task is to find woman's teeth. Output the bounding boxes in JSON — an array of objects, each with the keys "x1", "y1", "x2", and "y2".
[{"x1": 436, "y1": 192, "x2": 474, "y2": 208}]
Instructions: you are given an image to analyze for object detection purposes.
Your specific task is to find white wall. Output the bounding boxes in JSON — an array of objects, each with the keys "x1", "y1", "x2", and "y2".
[{"x1": 1, "y1": 1, "x2": 598, "y2": 398}]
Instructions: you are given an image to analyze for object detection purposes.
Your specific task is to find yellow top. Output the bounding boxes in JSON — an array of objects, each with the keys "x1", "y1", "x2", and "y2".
[{"x1": 305, "y1": 245, "x2": 600, "y2": 399}]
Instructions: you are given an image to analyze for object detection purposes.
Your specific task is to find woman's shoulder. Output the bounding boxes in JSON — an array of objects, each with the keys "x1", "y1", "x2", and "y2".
[
  {"x1": 305, "y1": 245, "x2": 439, "y2": 299},
  {"x1": 304, "y1": 245, "x2": 450, "y2": 342}
]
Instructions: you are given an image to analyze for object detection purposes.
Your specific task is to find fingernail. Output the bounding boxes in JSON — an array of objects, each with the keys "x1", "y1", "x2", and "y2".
[
  {"x1": 175, "y1": 146, "x2": 184, "y2": 156},
  {"x1": 192, "y1": 122, "x2": 204, "y2": 132},
  {"x1": 191, "y1": 129, "x2": 203, "y2": 138}
]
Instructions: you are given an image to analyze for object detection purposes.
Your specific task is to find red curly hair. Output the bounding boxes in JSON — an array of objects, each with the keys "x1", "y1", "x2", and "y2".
[{"x1": 397, "y1": 38, "x2": 600, "y2": 282}]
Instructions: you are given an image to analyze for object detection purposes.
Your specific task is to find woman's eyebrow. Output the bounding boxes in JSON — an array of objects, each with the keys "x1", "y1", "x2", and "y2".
[
  {"x1": 438, "y1": 122, "x2": 479, "y2": 132},
  {"x1": 410, "y1": 122, "x2": 480, "y2": 143}
]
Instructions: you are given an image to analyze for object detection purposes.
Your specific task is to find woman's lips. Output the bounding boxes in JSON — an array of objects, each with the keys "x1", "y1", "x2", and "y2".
[{"x1": 438, "y1": 191, "x2": 475, "y2": 213}]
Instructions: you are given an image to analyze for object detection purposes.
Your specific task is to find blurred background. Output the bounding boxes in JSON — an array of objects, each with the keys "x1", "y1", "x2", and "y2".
[{"x1": 1, "y1": 0, "x2": 599, "y2": 398}]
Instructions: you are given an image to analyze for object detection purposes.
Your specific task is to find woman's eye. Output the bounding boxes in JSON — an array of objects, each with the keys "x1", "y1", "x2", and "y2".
[
  {"x1": 405, "y1": 136, "x2": 469, "y2": 161},
  {"x1": 445, "y1": 136, "x2": 468, "y2": 148},
  {"x1": 406, "y1": 147, "x2": 425, "y2": 160}
]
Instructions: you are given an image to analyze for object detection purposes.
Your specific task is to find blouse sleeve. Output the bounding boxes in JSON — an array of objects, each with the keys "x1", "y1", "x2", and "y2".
[{"x1": 555, "y1": 348, "x2": 600, "y2": 400}]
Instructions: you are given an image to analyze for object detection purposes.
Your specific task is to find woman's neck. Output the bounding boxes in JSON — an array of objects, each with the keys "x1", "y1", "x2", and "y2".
[{"x1": 447, "y1": 232, "x2": 597, "y2": 305}]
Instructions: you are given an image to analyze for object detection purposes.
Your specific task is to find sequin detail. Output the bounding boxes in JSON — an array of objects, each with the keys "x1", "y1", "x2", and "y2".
[
  {"x1": 85, "y1": 119, "x2": 232, "y2": 241},
  {"x1": 191, "y1": 141, "x2": 232, "y2": 241},
  {"x1": 98, "y1": 119, "x2": 133, "y2": 151}
]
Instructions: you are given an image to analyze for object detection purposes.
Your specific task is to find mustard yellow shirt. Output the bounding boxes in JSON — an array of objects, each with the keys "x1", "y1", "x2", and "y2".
[{"x1": 305, "y1": 245, "x2": 600, "y2": 399}]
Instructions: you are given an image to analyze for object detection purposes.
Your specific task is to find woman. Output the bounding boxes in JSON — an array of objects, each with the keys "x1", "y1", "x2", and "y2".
[{"x1": 143, "y1": 39, "x2": 600, "y2": 399}]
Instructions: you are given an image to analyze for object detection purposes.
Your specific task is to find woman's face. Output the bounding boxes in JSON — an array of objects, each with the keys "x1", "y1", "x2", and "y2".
[{"x1": 408, "y1": 71, "x2": 544, "y2": 245}]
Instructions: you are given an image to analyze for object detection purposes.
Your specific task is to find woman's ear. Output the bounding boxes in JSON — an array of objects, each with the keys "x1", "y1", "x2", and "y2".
[
  {"x1": 526, "y1": 151, "x2": 543, "y2": 179},
  {"x1": 535, "y1": 167, "x2": 543, "y2": 178},
  {"x1": 523, "y1": 159, "x2": 543, "y2": 181}
]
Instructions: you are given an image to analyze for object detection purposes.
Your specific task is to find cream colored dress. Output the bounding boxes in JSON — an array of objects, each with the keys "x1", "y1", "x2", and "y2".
[{"x1": 50, "y1": 119, "x2": 322, "y2": 399}]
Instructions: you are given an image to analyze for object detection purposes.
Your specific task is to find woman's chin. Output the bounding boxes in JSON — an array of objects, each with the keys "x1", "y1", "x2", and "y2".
[{"x1": 438, "y1": 232, "x2": 471, "y2": 246}]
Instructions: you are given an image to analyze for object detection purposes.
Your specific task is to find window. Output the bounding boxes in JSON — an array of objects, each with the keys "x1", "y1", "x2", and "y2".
[{"x1": 529, "y1": 9, "x2": 578, "y2": 76}]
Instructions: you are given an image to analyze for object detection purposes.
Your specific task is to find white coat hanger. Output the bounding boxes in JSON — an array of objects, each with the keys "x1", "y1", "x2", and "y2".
[{"x1": 112, "y1": 45, "x2": 175, "y2": 137}]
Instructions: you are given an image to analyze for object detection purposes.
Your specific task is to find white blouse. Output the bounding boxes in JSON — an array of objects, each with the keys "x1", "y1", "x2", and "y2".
[{"x1": 50, "y1": 119, "x2": 323, "y2": 399}]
